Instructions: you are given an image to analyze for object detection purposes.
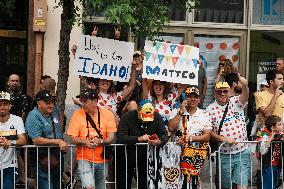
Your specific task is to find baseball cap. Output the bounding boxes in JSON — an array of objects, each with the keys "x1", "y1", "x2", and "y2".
[
  {"x1": 185, "y1": 86, "x2": 200, "y2": 96},
  {"x1": 139, "y1": 99, "x2": 155, "y2": 122},
  {"x1": 0, "y1": 91, "x2": 11, "y2": 102},
  {"x1": 79, "y1": 89, "x2": 98, "y2": 100},
  {"x1": 35, "y1": 90, "x2": 55, "y2": 102},
  {"x1": 215, "y1": 82, "x2": 230, "y2": 89},
  {"x1": 259, "y1": 79, "x2": 268, "y2": 87}
]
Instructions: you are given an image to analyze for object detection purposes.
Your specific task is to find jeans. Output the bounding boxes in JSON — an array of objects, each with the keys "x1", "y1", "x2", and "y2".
[
  {"x1": 0, "y1": 167, "x2": 19, "y2": 189},
  {"x1": 32, "y1": 164, "x2": 61, "y2": 189},
  {"x1": 262, "y1": 165, "x2": 281, "y2": 189},
  {"x1": 78, "y1": 160, "x2": 108, "y2": 189}
]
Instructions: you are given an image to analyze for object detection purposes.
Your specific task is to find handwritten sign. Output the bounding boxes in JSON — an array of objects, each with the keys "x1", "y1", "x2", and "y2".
[
  {"x1": 74, "y1": 35, "x2": 134, "y2": 82},
  {"x1": 142, "y1": 41, "x2": 199, "y2": 85}
]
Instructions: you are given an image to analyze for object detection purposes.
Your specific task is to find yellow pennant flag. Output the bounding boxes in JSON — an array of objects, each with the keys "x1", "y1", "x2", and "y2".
[{"x1": 185, "y1": 46, "x2": 191, "y2": 55}]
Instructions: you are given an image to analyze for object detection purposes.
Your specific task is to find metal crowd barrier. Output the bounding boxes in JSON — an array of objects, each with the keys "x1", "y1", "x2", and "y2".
[{"x1": 0, "y1": 141, "x2": 282, "y2": 189}]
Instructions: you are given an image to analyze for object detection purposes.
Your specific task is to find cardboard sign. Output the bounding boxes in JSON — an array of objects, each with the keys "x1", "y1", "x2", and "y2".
[
  {"x1": 142, "y1": 41, "x2": 199, "y2": 85},
  {"x1": 74, "y1": 35, "x2": 134, "y2": 82}
]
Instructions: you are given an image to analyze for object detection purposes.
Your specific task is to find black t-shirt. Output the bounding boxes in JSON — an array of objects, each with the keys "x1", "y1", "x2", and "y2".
[{"x1": 9, "y1": 91, "x2": 30, "y2": 117}]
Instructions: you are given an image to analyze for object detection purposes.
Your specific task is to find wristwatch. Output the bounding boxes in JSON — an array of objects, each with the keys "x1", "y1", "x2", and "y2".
[
  {"x1": 10, "y1": 140, "x2": 16, "y2": 146},
  {"x1": 100, "y1": 139, "x2": 106, "y2": 145}
]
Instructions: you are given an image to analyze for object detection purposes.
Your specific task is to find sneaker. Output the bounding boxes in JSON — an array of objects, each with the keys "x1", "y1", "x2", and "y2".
[
  {"x1": 64, "y1": 172, "x2": 77, "y2": 189},
  {"x1": 16, "y1": 180, "x2": 26, "y2": 188}
]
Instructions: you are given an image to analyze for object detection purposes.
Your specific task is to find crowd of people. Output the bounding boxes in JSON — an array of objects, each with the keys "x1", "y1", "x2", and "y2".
[{"x1": 1, "y1": 26, "x2": 284, "y2": 189}]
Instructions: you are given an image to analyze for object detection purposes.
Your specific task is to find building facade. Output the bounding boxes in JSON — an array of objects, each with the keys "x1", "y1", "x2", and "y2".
[{"x1": 1, "y1": 0, "x2": 284, "y2": 107}]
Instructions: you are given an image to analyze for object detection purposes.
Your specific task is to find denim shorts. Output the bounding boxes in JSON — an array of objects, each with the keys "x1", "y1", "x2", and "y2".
[
  {"x1": 77, "y1": 160, "x2": 108, "y2": 189},
  {"x1": 217, "y1": 148, "x2": 251, "y2": 188}
]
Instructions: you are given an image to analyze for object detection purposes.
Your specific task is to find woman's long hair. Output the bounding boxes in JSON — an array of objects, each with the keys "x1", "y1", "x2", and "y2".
[
  {"x1": 151, "y1": 80, "x2": 172, "y2": 103},
  {"x1": 216, "y1": 59, "x2": 237, "y2": 76}
]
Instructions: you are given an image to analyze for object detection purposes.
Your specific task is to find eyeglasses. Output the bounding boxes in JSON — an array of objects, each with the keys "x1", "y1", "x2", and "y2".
[{"x1": 216, "y1": 90, "x2": 229, "y2": 95}]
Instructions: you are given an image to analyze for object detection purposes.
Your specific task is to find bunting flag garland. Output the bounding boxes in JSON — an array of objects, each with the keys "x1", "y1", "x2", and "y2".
[
  {"x1": 158, "y1": 54, "x2": 165, "y2": 64},
  {"x1": 145, "y1": 51, "x2": 152, "y2": 61},
  {"x1": 156, "y1": 42, "x2": 162, "y2": 52},
  {"x1": 192, "y1": 59, "x2": 199, "y2": 68},
  {"x1": 163, "y1": 43, "x2": 169, "y2": 53},
  {"x1": 179, "y1": 57, "x2": 184, "y2": 65},
  {"x1": 172, "y1": 57, "x2": 179, "y2": 66},
  {"x1": 152, "y1": 53, "x2": 158, "y2": 63},
  {"x1": 170, "y1": 44, "x2": 177, "y2": 54},
  {"x1": 165, "y1": 56, "x2": 172, "y2": 64},
  {"x1": 177, "y1": 45, "x2": 184, "y2": 55},
  {"x1": 143, "y1": 40, "x2": 199, "y2": 85},
  {"x1": 185, "y1": 46, "x2": 191, "y2": 55},
  {"x1": 144, "y1": 51, "x2": 200, "y2": 66}
]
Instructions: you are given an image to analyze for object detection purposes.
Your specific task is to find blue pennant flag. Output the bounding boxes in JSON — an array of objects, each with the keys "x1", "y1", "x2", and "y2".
[
  {"x1": 145, "y1": 52, "x2": 152, "y2": 61},
  {"x1": 155, "y1": 42, "x2": 162, "y2": 52},
  {"x1": 192, "y1": 59, "x2": 199, "y2": 68},
  {"x1": 170, "y1": 44, "x2": 177, "y2": 54},
  {"x1": 158, "y1": 54, "x2": 165, "y2": 64}
]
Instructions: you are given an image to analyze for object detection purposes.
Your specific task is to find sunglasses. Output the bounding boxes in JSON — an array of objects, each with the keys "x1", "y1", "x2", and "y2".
[{"x1": 216, "y1": 90, "x2": 229, "y2": 95}]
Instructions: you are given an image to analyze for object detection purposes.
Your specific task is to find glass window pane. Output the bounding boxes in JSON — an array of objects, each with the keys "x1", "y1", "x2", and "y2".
[
  {"x1": 194, "y1": 34, "x2": 241, "y2": 107},
  {"x1": 168, "y1": 0, "x2": 186, "y2": 21},
  {"x1": 194, "y1": 0, "x2": 244, "y2": 24},
  {"x1": 252, "y1": 0, "x2": 284, "y2": 25},
  {"x1": 249, "y1": 31, "x2": 284, "y2": 92}
]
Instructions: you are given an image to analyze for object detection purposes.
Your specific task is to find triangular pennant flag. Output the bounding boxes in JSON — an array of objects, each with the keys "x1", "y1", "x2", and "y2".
[
  {"x1": 166, "y1": 56, "x2": 172, "y2": 64},
  {"x1": 155, "y1": 42, "x2": 162, "y2": 52},
  {"x1": 192, "y1": 59, "x2": 199, "y2": 68},
  {"x1": 163, "y1": 43, "x2": 169, "y2": 53},
  {"x1": 185, "y1": 46, "x2": 191, "y2": 55},
  {"x1": 158, "y1": 54, "x2": 165, "y2": 64},
  {"x1": 152, "y1": 53, "x2": 157, "y2": 63},
  {"x1": 145, "y1": 51, "x2": 152, "y2": 61},
  {"x1": 177, "y1": 45, "x2": 184, "y2": 55},
  {"x1": 170, "y1": 44, "x2": 177, "y2": 54},
  {"x1": 172, "y1": 57, "x2": 179, "y2": 66},
  {"x1": 179, "y1": 57, "x2": 184, "y2": 65},
  {"x1": 186, "y1": 58, "x2": 191, "y2": 65}
]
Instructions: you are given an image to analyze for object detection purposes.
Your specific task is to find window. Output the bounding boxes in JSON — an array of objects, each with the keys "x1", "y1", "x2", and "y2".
[
  {"x1": 0, "y1": 0, "x2": 28, "y2": 30},
  {"x1": 252, "y1": 0, "x2": 284, "y2": 25},
  {"x1": 168, "y1": 0, "x2": 187, "y2": 21},
  {"x1": 249, "y1": 31, "x2": 284, "y2": 92},
  {"x1": 194, "y1": 0, "x2": 244, "y2": 24}
]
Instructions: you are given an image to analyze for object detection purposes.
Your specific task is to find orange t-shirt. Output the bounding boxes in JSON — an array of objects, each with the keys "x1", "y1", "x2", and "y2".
[{"x1": 67, "y1": 108, "x2": 117, "y2": 163}]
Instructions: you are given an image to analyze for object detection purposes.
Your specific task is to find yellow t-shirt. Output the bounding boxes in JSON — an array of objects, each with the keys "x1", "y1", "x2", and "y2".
[
  {"x1": 255, "y1": 90, "x2": 274, "y2": 126},
  {"x1": 67, "y1": 108, "x2": 117, "y2": 163},
  {"x1": 273, "y1": 94, "x2": 284, "y2": 118}
]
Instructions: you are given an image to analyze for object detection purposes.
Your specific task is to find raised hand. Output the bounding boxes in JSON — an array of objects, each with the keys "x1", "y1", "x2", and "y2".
[
  {"x1": 114, "y1": 26, "x2": 121, "y2": 39},
  {"x1": 92, "y1": 26, "x2": 98, "y2": 36}
]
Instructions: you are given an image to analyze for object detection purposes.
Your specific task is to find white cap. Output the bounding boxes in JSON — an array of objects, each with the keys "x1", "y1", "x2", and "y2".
[
  {"x1": 0, "y1": 91, "x2": 11, "y2": 101},
  {"x1": 259, "y1": 80, "x2": 268, "y2": 87}
]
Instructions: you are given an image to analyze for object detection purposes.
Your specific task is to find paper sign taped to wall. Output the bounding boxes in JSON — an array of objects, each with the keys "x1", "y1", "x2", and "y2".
[
  {"x1": 142, "y1": 41, "x2": 199, "y2": 85},
  {"x1": 74, "y1": 35, "x2": 134, "y2": 82}
]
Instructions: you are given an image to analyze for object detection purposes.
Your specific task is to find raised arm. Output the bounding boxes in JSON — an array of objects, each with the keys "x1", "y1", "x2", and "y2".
[
  {"x1": 121, "y1": 62, "x2": 137, "y2": 100},
  {"x1": 238, "y1": 75, "x2": 249, "y2": 105}
]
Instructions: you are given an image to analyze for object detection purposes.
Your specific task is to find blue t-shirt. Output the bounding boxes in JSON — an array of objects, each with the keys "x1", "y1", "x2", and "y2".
[{"x1": 25, "y1": 107, "x2": 63, "y2": 140}]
